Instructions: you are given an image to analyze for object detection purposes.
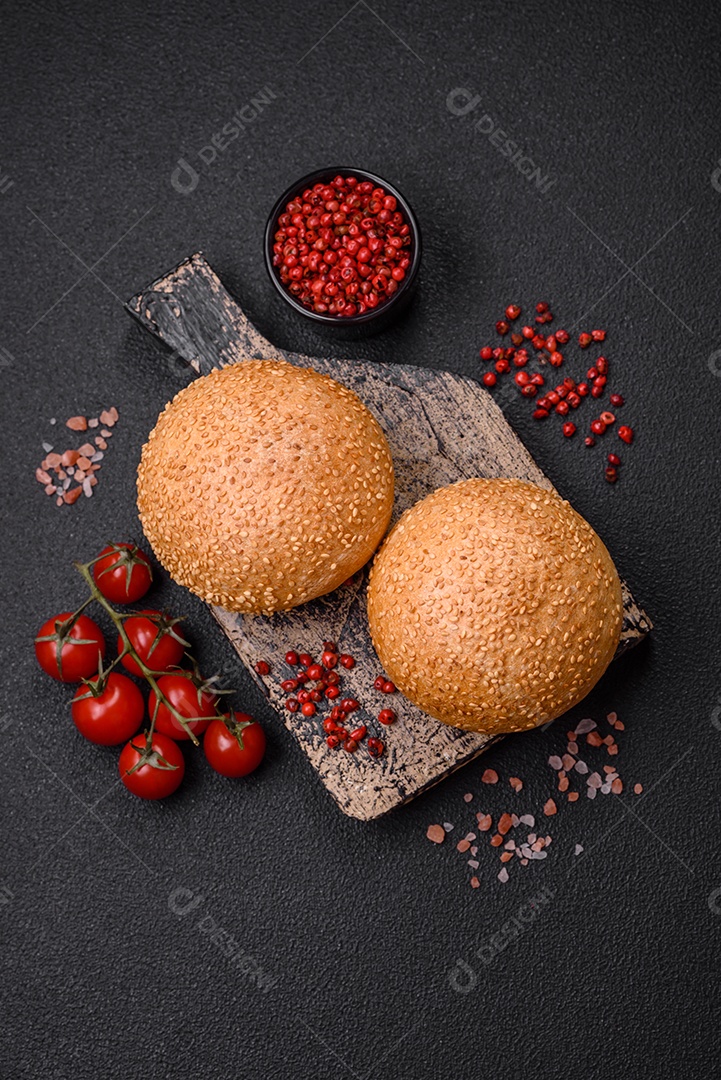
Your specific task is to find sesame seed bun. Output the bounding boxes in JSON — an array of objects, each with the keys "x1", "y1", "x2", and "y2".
[
  {"x1": 137, "y1": 360, "x2": 394, "y2": 614},
  {"x1": 367, "y1": 478, "x2": 622, "y2": 734}
]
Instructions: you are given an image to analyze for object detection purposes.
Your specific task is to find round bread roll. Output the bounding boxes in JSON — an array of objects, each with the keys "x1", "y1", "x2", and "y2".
[
  {"x1": 137, "y1": 360, "x2": 394, "y2": 614},
  {"x1": 367, "y1": 478, "x2": 622, "y2": 734}
]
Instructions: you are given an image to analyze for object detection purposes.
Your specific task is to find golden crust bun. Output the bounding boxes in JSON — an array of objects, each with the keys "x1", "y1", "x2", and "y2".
[
  {"x1": 367, "y1": 478, "x2": 622, "y2": 734},
  {"x1": 137, "y1": 360, "x2": 394, "y2": 614}
]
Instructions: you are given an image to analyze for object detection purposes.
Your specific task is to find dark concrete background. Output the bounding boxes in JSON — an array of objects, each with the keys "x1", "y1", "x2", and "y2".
[{"x1": 2, "y1": 1, "x2": 720, "y2": 1077}]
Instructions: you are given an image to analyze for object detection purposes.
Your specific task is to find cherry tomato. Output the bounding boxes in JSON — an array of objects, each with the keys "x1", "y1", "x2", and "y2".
[
  {"x1": 93, "y1": 543, "x2": 152, "y2": 604},
  {"x1": 119, "y1": 732, "x2": 185, "y2": 799},
  {"x1": 148, "y1": 673, "x2": 218, "y2": 741},
  {"x1": 35, "y1": 612, "x2": 106, "y2": 682},
  {"x1": 204, "y1": 712, "x2": 266, "y2": 778},
  {"x1": 119, "y1": 611, "x2": 187, "y2": 676},
  {"x1": 72, "y1": 673, "x2": 145, "y2": 746}
]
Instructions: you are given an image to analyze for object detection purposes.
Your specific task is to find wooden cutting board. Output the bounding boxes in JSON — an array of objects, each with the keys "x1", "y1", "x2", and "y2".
[{"x1": 127, "y1": 253, "x2": 651, "y2": 820}]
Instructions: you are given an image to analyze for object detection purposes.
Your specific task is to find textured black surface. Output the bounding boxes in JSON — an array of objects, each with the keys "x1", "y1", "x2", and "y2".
[{"x1": 2, "y1": 2, "x2": 720, "y2": 1078}]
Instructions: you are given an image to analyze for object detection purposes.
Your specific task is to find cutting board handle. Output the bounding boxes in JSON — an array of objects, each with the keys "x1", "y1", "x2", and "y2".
[{"x1": 126, "y1": 251, "x2": 286, "y2": 374}]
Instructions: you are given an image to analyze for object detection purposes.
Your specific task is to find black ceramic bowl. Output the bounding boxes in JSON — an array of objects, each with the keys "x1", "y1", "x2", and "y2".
[{"x1": 264, "y1": 167, "x2": 422, "y2": 338}]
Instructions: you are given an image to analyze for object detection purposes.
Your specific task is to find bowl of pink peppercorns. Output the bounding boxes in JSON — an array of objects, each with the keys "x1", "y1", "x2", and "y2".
[{"x1": 265, "y1": 167, "x2": 421, "y2": 336}]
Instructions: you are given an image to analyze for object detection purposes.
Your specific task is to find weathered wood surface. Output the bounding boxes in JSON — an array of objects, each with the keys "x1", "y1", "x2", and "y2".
[{"x1": 127, "y1": 252, "x2": 652, "y2": 820}]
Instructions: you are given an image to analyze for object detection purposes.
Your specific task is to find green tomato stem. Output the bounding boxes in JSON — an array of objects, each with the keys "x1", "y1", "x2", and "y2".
[{"x1": 72, "y1": 560, "x2": 227, "y2": 748}]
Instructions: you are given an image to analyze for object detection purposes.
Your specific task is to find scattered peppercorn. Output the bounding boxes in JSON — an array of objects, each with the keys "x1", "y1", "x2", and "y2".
[{"x1": 478, "y1": 307, "x2": 635, "y2": 484}]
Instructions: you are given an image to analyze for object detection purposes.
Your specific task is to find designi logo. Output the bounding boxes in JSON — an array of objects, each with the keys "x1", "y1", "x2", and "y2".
[
  {"x1": 711, "y1": 159, "x2": 721, "y2": 193},
  {"x1": 171, "y1": 86, "x2": 279, "y2": 195}
]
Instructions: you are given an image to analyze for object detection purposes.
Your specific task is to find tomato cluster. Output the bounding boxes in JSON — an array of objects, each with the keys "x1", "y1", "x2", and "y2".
[{"x1": 34, "y1": 543, "x2": 266, "y2": 800}]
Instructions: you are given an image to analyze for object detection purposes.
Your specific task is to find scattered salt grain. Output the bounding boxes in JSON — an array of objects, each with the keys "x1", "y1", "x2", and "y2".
[
  {"x1": 482, "y1": 769, "x2": 499, "y2": 784},
  {"x1": 426, "y1": 825, "x2": 445, "y2": 844},
  {"x1": 548, "y1": 755, "x2": 563, "y2": 770},
  {"x1": 498, "y1": 867, "x2": 509, "y2": 884},
  {"x1": 543, "y1": 799, "x2": 557, "y2": 816},
  {"x1": 35, "y1": 409, "x2": 117, "y2": 509},
  {"x1": 463, "y1": 792, "x2": 473, "y2": 803},
  {"x1": 587, "y1": 787, "x2": 596, "y2": 800},
  {"x1": 574, "y1": 844, "x2": 584, "y2": 856},
  {"x1": 470, "y1": 877, "x2": 480, "y2": 889},
  {"x1": 443, "y1": 822, "x2": 454, "y2": 832},
  {"x1": 519, "y1": 814, "x2": 535, "y2": 828},
  {"x1": 574, "y1": 760, "x2": 589, "y2": 775},
  {"x1": 634, "y1": 783, "x2": 643, "y2": 795}
]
